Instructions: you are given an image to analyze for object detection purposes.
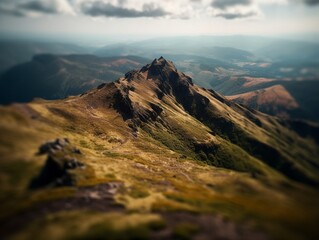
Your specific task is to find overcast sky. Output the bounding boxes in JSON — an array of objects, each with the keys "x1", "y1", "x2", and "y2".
[{"x1": 0, "y1": 0, "x2": 318, "y2": 44}]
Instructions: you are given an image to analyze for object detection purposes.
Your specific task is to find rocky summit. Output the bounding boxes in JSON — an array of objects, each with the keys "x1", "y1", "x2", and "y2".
[{"x1": 0, "y1": 58, "x2": 319, "y2": 240}]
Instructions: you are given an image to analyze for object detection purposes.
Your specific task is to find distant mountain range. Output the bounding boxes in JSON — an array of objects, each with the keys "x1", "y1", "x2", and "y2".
[
  {"x1": 94, "y1": 36, "x2": 319, "y2": 63},
  {"x1": 0, "y1": 40, "x2": 92, "y2": 74},
  {"x1": 1, "y1": 36, "x2": 319, "y2": 122},
  {"x1": 2, "y1": 35, "x2": 319, "y2": 74}
]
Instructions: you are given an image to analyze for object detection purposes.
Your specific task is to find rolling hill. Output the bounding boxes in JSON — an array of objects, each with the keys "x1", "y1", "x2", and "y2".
[{"x1": 1, "y1": 57, "x2": 319, "y2": 240}]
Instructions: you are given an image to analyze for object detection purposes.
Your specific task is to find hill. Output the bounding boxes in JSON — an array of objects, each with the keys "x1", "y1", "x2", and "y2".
[
  {"x1": 0, "y1": 40, "x2": 93, "y2": 74},
  {"x1": 227, "y1": 85, "x2": 300, "y2": 118},
  {"x1": 1, "y1": 58, "x2": 319, "y2": 239},
  {"x1": 223, "y1": 80, "x2": 319, "y2": 121},
  {"x1": 0, "y1": 54, "x2": 150, "y2": 104}
]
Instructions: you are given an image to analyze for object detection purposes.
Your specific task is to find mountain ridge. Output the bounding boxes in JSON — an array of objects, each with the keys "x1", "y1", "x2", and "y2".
[{"x1": 78, "y1": 57, "x2": 319, "y2": 186}]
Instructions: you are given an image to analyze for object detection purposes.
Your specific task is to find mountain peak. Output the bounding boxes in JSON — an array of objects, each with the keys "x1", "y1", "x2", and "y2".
[
  {"x1": 121, "y1": 57, "x2": 193, "y2": 88},
  {"x1": 137, "y1": 57, "x2": 192, "y2": 86},
  {"x1": 88, "y1": 58, "x2": 200, "y2": 130},
  {"x1": 153, "y1": 56, "x2": 176, "y2": 70}
]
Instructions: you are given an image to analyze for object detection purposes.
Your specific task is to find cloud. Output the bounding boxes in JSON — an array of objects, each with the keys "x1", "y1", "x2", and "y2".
[
  {"x1": 0, "y1": 0, "x2": 317, "y2": 20},
  {"x1": 211, "y1": 0, "x2": 252, "y2": 10},
  {"x1": 0, "y1": 6, "x2": 26, "y2": 17},
  {"x1": 210, "y1": 0, "x2": 259, "y2": 19},
  {"x1": 0, "y1": 0, "x2": 74, "y2": 17},
  {"x1": 287, "y1": 0, "x2": 319, "y2": 5},
  {"x1": 20, "y1": 1, "x2": 64, "y2": 14},
  {"x1": 302, "y1": 0, "x2": 319, "y2": 5},
  {"x1": 81, "y1": 1, "x2": 169, "y2": 18},
  {"x1": 215, "y1": 11, "x2": 256, "y2": 19}
]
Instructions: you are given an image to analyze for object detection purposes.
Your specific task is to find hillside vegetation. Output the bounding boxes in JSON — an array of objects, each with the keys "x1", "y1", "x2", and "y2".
[{"x1": 0, "y1": 58, "x2": 319, "y2": 240}]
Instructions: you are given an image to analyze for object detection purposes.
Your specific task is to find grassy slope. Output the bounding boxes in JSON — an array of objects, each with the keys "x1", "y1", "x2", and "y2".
[{"x1": 1, "y1": 91, "x2": 319, "y2": 240}]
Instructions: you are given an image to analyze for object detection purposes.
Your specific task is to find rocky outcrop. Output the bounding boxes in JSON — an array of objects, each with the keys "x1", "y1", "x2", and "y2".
[
  {"x1": 30, "y1": 138, "x2": 84, "y2": 189},
  {"x1": 112, "y1": 85, "x2": 163, "y2": 131}
]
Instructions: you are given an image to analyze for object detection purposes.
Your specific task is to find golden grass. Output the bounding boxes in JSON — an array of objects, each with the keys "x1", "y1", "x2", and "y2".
[{"x1": 0, "y1": 86, "x2": 319, "y2": 240}]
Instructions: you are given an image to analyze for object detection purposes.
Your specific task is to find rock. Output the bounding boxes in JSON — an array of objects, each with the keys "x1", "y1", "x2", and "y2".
[
  {"x1": 30, "y1": 139, "x2": 84, "y2": 189},
  {"x1": 72, "y1": 148, "x2": 82, "y2": 154},
  {"x1": 125, "y1": 70, "x2": 139, "y2": 80},
  {"x1": 53, "y1": 145, "x2": 63, "y2": 151},
  {"x1": 64, "y1": 158, "x2": 84, "y2": 170},
  {"x1": 38, "y1": 141, "x2": 54, "y2": 154},
  {"x1": 55, "y1": 138, "x2": 69, "y2": 146},
  {"x1": 30, "y1": 155, "x2": 85, "y2": 189},
  {"x1": 97, "y1": 83, "x2": 106, "y2": 89},
  {"x1": 38, "y1": 138, "x2": 80, "y2": 156},
  {"x1": 38, "y1": 138, "x2": 69, "y2": 155},
  {"x1": 29, "y1": 155, "x2": 73, "y2": 188}
]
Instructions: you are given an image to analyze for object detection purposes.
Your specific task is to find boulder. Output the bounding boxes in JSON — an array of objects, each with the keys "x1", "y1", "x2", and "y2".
[{"x1": 30, "y1": 139, "x2": 84, "y2": 189}]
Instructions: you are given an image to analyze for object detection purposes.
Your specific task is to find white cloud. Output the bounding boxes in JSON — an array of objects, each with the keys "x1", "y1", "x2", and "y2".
[
  {"x1": 0, "y1": 0, "x2": 75, "y2": 17},
  {"x1": 0, "y1": 0, "x2": 316, "y2": 20}
]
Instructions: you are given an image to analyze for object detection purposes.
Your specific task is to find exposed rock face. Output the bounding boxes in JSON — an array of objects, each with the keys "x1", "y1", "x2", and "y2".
[
  {"x1": 111, "y1": 57, "x2": 202, "y2": 129},
  {"x1": 112, "y1": 86, "x2": 163, "y2": 130},
  {"x1": 113, "y1": 87, "x2": 135, "y2": 121},
  {"x1": 30, "y1": 139, "x2": 84, "y2": 189}
]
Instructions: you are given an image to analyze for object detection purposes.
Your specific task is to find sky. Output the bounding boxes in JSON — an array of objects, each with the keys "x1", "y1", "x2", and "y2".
[{"x1": 0, "y1": 0, "x2": 318, "y2": 45}]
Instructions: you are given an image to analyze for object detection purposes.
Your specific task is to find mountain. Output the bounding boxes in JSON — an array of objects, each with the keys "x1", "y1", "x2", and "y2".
[
  {"x1": 222, "y1": 80, "x2": 319, "y2": 121},
  {"x1": 255, "y1": 40, "x2": 319, "y2": 62},
  {"x1": 227, "y1": 85, "x2": 300, "y2": 118},
  {"x1": 0, "y1": 40, "x2": 93, "y2": 74},
  {"x1": 79, "y1": 57, "x2": 319, "y2": 185},
  {"x1": 0, "y1": 54, "x2": 150, "y2": 104},
  {"x1": 1, "y1": 58, "x2": 319, "y2": 240},
  {"x1": 95, "y1": 36, "x2": 319, "y2": 63},
  {"x1": 228, "y1": 82, "x2": 319, "y2": 121},
  {"x1": 95, "y1": 43, "x2": 257, "y2": 63},
  {"x1": 92, "y1": 36, "x2": 319, "y2": 122}
]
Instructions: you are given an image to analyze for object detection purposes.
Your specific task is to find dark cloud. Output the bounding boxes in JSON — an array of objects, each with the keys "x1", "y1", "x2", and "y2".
[
  {"x1": 0, "y1": 7, "x2": 26, "y2": 17},
  {"x1": 81, "y1": 1, "x2": 169, "y2": 18},
  {"x1": 0, "y1": 0, "x2": 317, "y2": 20},
  {"x1": 215, "y1": 11, "x2": 256, "y2": 19},
  {"x1": 303, "y1": 0, "x2": 319, "y2": 5},
  {"x1": 0, "y1": 0, "x2": 74, "y2": 17},
  {"x1": 19, "y1": 1, "x2": 59, "y2": 14},
  {"x1": 211, "y1": 0, "x2": 252, "y2": 10}
]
